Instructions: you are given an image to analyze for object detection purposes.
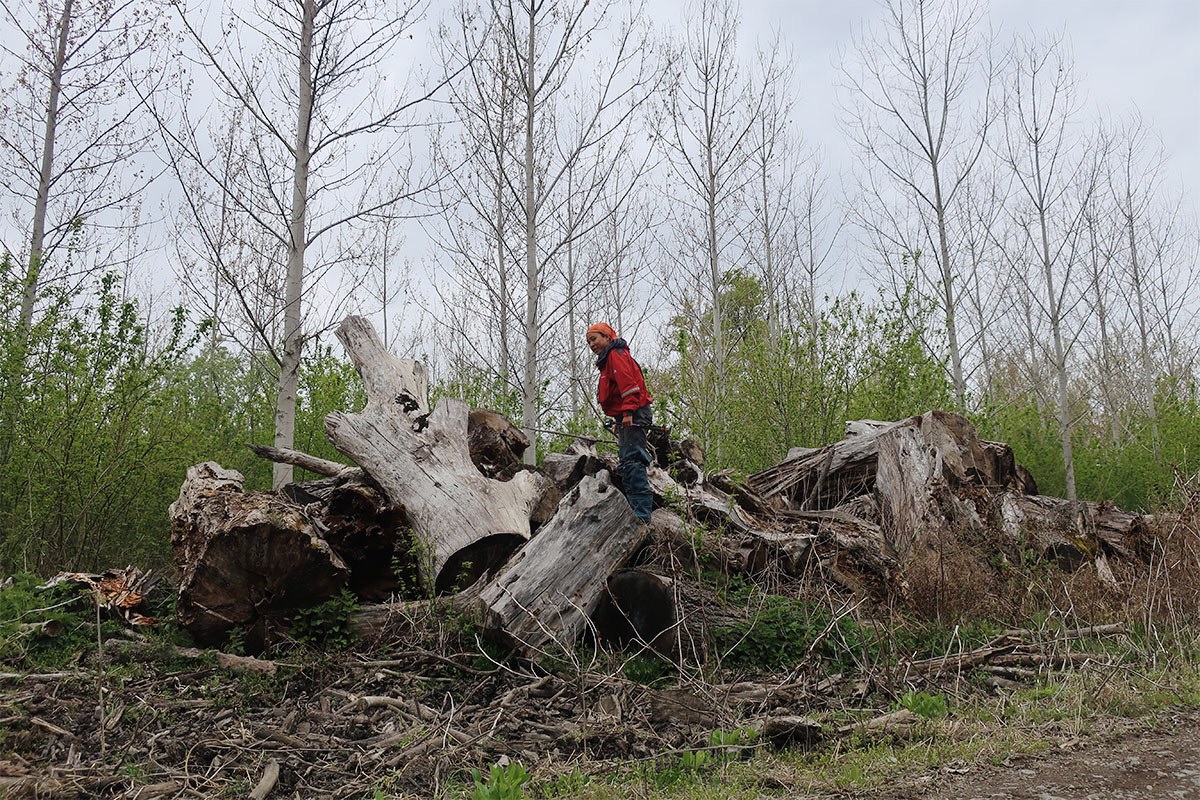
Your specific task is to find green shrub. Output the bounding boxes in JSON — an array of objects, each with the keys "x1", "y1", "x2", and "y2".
[
  {"x1": 288, "y1": 588, "x2": 358, "y2": 650},
  {"x1": 713, "y1": 591, "x2": 871, "y2": 673},
  {"x1": 0, "y1": 573, "x2": 98, "y2": 669},
  {"x1": 621, "y1": 653, "x2": 676, "y2": 686},
  {"x1": 897, "y1": 690, "x2": 948, "y2": 719}
]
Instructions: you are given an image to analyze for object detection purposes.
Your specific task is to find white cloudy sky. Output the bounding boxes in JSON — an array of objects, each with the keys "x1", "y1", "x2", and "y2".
[{"x1": 739, "y1": 0, "x2": 1199, "y2": 201}]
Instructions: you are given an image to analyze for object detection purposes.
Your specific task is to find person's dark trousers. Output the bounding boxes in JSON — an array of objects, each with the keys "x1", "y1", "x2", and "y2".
[{"x1": 617, "y1": 404, "x2": 654, "y2": 522}]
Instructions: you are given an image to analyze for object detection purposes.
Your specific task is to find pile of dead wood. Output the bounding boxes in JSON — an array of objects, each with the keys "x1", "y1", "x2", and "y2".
[{"x1": 169, "y1": 316, "x2": 1156, "y2": 655}]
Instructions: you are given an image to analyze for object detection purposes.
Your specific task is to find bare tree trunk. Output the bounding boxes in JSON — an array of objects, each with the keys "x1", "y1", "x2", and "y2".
[
  {"x1": 1034, "y1": 162, "x2": 1078, "y2": 502},
  {"x1": 18, "y1": 0, "x2": 74, "y2": 333},
  {"x1": 519, "y1": 3, "x2": 539, "y2": 465},
  {"x1": 1083, "y1": 205, "x2": 1121, "y2": 441},
  {"x1": 272, "y1": 0, "x2": 316, "y2": 489}
]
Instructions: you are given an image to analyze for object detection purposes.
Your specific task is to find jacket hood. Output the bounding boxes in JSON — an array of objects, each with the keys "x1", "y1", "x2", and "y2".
[{"x1": 595, "y1": 337, "x2": 629, "y2": 369}]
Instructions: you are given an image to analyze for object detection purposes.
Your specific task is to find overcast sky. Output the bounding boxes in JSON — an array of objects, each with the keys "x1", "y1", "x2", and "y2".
[{"x1": 736, "y1": 0, "x2": 1199, "y2": 203}]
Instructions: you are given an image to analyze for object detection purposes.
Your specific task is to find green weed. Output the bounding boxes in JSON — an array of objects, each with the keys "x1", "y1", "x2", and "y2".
[
  {"x1": 471, "y1": 760, "x2": 531, "y2": 800},
  {"x1": 897, "y1": 690, "x2": 948, "y2": 719}
]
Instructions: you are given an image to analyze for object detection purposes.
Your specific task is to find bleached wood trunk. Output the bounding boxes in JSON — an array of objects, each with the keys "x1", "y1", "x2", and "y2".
[
  {"x1": 478, "y1": 472, "x2": 650, "y2": 653},
  {"x1": 325, "y1": 316, "x2": 548, "y2": 593}
]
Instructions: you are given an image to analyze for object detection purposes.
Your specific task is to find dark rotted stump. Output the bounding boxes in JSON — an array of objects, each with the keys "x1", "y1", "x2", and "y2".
[{"x1": 592, "y1": 568, "x2": 678, "y2": 657}]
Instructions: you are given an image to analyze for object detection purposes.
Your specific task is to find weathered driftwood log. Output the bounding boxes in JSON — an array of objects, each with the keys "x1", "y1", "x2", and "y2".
[
  {"x1": 325, "y1": 316, "x2": 550, "y2": 593},
  {"x1": 169, "y1": 462, "x2": 348, "y2": 651},
  {"x1": 541, "y1": 447, "x2": 610, "y2": 494},
  {"x1": 478, "y1": 472, "x2": 651, "y2": 653},
  {"x1": 994, "y1": 493, "x2": 1154, "y2": 567}
]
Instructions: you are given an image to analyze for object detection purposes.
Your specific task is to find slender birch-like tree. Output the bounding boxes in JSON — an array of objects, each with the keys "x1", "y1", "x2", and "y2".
[
  {"x1": 656, "y1": 0, "x2": 765, "y2": 457},
  {"x1": 161, "y1": 0, "x2": 449, "y2": 487},
  {"x1": 840, "y1": 0, "x2": 997, "y2": 407},
  {"x1": 431, "y1": 0, "x2": 657, "y2": 462},
  {"x1": 0, "y1": 0, "x2": 170, "y2": 334},
  {"x1": 996, "y1": 33, "x2": 1103, "y2": 502}
]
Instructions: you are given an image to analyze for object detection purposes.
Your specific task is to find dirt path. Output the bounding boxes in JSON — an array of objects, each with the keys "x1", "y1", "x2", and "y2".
[{"x1": 875, "y1": 708, "x2": 1200, "y2": 799}]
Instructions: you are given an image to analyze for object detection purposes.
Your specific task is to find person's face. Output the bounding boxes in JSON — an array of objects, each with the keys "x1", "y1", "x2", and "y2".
[{"x1": 586, "y1": 331, "x2": 611, "y2": 355}]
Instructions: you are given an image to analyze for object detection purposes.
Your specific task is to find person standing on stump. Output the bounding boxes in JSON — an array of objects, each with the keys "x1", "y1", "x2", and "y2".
[{"x1": 586, "y1": 322, "x2": 654, "y2": 524}]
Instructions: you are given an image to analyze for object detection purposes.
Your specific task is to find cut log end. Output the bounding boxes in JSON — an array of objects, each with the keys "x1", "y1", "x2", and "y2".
[
  {"x1": 592, "y1": 568, "x2": 678, "y2": 657},
  {"x1": 436, "y1": 532, "x2": 527, "y2": 595}
]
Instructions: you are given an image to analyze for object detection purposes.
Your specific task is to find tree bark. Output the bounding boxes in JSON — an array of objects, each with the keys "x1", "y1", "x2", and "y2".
[
  {"x1": 478, "y1": 472, "x2": 650, "y2": 653},
  {"x1": 325, "y1": 316, "x2": 548, "y2": 593},
  {"x1": 169, "y1": 462, "x2": 349, "y2": 652}
]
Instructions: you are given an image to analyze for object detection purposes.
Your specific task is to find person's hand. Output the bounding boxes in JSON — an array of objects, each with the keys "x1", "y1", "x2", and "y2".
[{"x1": 622, "y1": 414, "x2": 633, "y2": 427}]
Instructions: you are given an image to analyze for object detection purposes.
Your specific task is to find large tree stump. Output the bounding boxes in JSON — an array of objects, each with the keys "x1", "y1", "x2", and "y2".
[
  {"x1": 875, "y1": 414, "x2": 986, "y2": 561},
  {"x1": 748, "y1": 411, "x2": 1032, "y2": 510},
  {"x1": 478, "y1": 472, "x2": 652, "y2": 653},
  {"x1": 731, "y1": 411, "x2": 1159, "y2": 599},
  {"x1": 169, "y1": 462, "x2": 349, "y2": 651},
  {"x1": 325, "y1": 316, "x2": 549, "y2": 593}
]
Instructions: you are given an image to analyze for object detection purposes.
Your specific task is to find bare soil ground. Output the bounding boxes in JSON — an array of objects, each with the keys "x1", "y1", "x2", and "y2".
[{"x1": 869, "y1": 708, "x2": 1200, "y2": 800}]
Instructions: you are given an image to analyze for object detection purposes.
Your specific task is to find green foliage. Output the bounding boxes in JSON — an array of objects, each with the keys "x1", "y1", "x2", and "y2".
[
  {"x1": 0, "y1": 266, "x2": 209, "y2": 572},
  {"x1": 845, "y1": 286, "x2": 953, "y2": 422},
  {"x1": 659, "y1": 273, "x2": 953, "y2": 474},
  {"x1": 159, "y1": 346, "x2": 276, "y2": 491},
  {"x1": 973, "y1": 394, "x2": 1065, "y2": 498},
  {"x1": 0, "y1": 573, "x2": 96, "y2": 670},
  {"x1": 644, "y1": 727, "x2": 759, "y2": 790},
  {"x1": 433, "y1": 365, "x2": 522, "y2": 422},
  {"x1": 975, "y1": 372, "x2": 1200, "y2": 510},
  {"x1": 0, "y1": 250, "x2": 380, "y2": 573},
  {"x1": 295, "y1": 345, "x2": 366, "y2": 469},
  {"x1": 288, "y1": 588, "x2": 358, "y2": 650},
  {"x1": 712, "y1": 589, "x2": 871, "y2": 674},
  {"x1": 897, "y1": 690, "x2": 949, "y2": 719},
  {"x1": 621, "y1": 653, "x2": 676, "y2": 686},
  {"x1": 536, "y1": 768, "x2": 589, "y2": 797},
  {"x1": 471, "y1": 760, "x2": 530, "y2": 800}
]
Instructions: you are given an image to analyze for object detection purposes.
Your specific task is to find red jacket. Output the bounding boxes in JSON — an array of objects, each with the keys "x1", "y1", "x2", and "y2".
[{"x1": 596, "y1": 340, "x2": 652, "y2": 416}]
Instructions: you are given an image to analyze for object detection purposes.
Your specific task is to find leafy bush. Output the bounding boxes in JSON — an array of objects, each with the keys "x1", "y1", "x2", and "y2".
[
  {"x1": 288, "y1": 588, "x2": 358, "y2": 650},
  {"x1": 897, "y1": 690, "x2": 949, "y2": 719},
  {"x1": 621, "y1": 653, "x2": 676, "y2": 686},
  {"x1": 713, "y1": 591, "x2": 871, "y2": 673},
  {"x1": 0, "y1": 573, "x2": 104, "y2": 670}
]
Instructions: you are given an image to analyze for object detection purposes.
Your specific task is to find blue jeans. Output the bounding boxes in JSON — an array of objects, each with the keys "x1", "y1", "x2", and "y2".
[{"x1": 617, "y1": 405, "x2": 654, "y2": 522}]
